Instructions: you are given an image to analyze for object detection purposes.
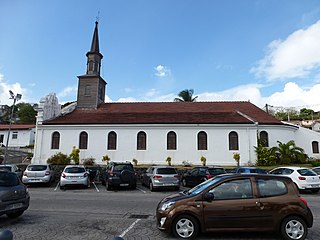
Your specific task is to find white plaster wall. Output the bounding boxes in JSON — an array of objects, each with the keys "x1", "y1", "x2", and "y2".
[
  {"x1": 0, "y1": 129, "x2": 35, "y2": 147},
  {"x1": 32, "y1": 124, "x2": 262, "y2": 166},
  {"x1": 294, "y1": 126, "x2": 320, "y2": 159}
]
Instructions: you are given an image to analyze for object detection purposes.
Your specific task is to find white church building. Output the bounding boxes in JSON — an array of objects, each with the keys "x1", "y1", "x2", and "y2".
[{"x1": 32, "y1": 22, "x2": 320, "y2": 166}]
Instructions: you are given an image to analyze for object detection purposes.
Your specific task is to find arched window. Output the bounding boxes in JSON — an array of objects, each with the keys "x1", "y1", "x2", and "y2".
[
  {"x1": 167, "y1": 131, "x2": 177, "y2": 150},
  {"x1": 107, "y1": 131, "x2": 117, "y2": 150},
  {"x1": 137, "y1": 131, "x2": 146, "y2": 150},
  {"x1": 197, "y1": 131, "x2": 207, "y2": 150},
  {"x1": 51, "y1": 131, "x2": 60, "y2": 149},
  {"x1": 229, "y1": 131, "x2": 239, "y2": 150},
  {"x1": 259, "y1": 131, "x2": 269, "y2": 147},
  {"x1": 79, "y1": 131, "x2": 88, "y2": 149},
  {"x1": 312, "y1": 141, "x2": 319, "y2": 154}
]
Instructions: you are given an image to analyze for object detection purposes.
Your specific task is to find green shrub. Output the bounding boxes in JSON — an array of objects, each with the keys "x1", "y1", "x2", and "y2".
[
  {"x1": 47, "y1": 152, "x2": 70, "y2": 165},
  {"x1": 310, "y1": 160, "x2": 320, "y2": 167}
]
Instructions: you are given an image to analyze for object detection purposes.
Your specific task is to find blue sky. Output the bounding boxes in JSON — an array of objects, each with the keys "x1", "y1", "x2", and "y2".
[{"x1": 1, "y1": 0, "x2": 320, "y2": 111}]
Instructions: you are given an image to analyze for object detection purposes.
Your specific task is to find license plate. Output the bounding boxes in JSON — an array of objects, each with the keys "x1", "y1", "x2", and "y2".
[
  {"x1": 120, "y1": 183, "x2": 129, "y2": 186},
  {"x1": 5, "y1": 203, "x2": 23, "y2": 210},
  {"x1": 311, "y1": 184, "x2": 319, "y2": 187}
]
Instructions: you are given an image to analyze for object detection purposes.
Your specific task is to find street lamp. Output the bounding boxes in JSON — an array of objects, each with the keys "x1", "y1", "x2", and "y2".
[{"x1": 3, "y1": 90, "x2": 22, "y2": 165}]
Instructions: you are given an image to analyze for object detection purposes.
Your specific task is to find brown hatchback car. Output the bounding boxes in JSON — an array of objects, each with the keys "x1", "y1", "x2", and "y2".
[{"x1": 156, "y1": 174, "x2": 313, "y2": 240}]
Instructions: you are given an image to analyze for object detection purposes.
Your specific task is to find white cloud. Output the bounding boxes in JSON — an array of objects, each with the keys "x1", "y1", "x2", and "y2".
[
  {"x1": 154, "y1": 65, "x2": 171, "y2": 78},
  {"x1": 252, "y1": 20, "x2": 320, "y2": 80},
  {"x1": 57, "y1": 85, "x2": 77, "y2": 98},
  {"x1": 114, "y1": 82, "x2": 320, "y2": 111},
  {"x1": 0, "y1": 73, "x2": 25, "y2": 105}
]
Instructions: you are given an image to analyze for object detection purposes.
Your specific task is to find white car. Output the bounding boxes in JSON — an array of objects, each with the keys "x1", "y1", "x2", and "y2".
[
  {"x1": 269, "y1": 166, "x2": 320, "y2": 193},
  {"x1": 60, "y1": 165, "x2": 90, "y2": 190}
]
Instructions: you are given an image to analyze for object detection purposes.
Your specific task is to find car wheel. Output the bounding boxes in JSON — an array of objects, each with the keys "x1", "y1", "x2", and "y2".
[
  {"x1": 182, "y1": 178, "x2": 187, "y2": 187},
  {"x1": 172, "y1": 214, "x2": 199, "y2": 239},
  {"x1": 106, "y1": 181, "x2": 112, "y2": 191},
  {"x1": 131, "y1": 183, "x2": 137, "y2": 189},
  {"x1": 7, "y1": 210, "x2": 24, "y2": 219},
  {"x1": 280, "y1": 216, "x2": 307, "y2": 240},
  {"x1": 149, "y1": 181, "x2": 154, "y2": 192},
  {"x1": 60, "y1": 185, "x2": 65, "y2": 190}
]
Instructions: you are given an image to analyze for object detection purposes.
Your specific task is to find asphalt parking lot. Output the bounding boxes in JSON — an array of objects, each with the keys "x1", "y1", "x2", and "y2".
[{"x1": 0, "y1": 182, "x2": 320, "y2": 240}]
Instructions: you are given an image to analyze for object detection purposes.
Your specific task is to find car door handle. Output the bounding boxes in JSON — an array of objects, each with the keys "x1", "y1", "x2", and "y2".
[{"x1": 255, "y1": 201, "x2": 264, "y2": 210}]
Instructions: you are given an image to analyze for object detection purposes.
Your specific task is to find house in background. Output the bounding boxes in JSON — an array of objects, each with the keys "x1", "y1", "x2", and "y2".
[
  {"x1": 0, "y1": 124, "x2": 36, "y2": 147},
  {"x1": 32, "y1": 21, "x2": 320, "y2": 166}
]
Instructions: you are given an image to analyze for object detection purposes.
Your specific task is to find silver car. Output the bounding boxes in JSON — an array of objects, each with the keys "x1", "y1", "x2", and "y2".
[
  {"x1": 22, "y1": 164, "x2": 55, "y2": 186},
  {"x1": 142, "y1": 166, "x2": 180, "y2": 191},
  {"x1": 0, "y1": 164, "x2": 22, "y2": 180},
  {"x1": 60, "y1": 165, "x2": 90, "y2": 190}
]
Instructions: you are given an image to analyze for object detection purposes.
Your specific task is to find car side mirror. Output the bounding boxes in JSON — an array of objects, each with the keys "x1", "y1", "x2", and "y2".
[{"x1": 203, "y1": 192, "x2": 215, "y2": 202}]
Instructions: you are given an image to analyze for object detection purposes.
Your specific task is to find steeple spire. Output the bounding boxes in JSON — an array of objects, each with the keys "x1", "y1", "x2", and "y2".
[
  {"x1": 77, "y1": 21, "x2": 106, "y2": 109},
  {"x1": 86, "y1": 21, "x2": 103, "y2": 75}
]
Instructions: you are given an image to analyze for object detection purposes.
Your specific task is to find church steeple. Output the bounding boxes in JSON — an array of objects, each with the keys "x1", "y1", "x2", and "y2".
[
  {"x1": 86, "y1": 21, "x2": 103, "y2": 75},
  {"x1": 77, "y1": 21, "x2": 106, "y2": 109}
]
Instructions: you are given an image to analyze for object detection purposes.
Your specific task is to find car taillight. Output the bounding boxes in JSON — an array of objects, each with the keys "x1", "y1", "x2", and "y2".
[
  {"x1": 298, "y1": 176, "x2": 306, "y2": 180},
  {"x1": 45, "y1": 171, "x2": 50, "y2": 176},
  {"x1": 206, "y1": 174, "x2": 212, "y2": 179},
  {"x1": 299, "y1": 196, "x2": 309, "y2": 208},
  {"x1": 153, "y1": 175, "x2": 162, "y2": 179},
  {"x1": 108, "y1": 171, "x2": 114, "y2": 177},
  {"x1": 174, "y1": 175, "x2": 179, "y2": 179},
  {"x1": 61, "y1": 173, "x2": 66, "y2": 178},
  {"x1": 84, "y1": 172, "x2": 88, "y2": 177},
  {"x1": 23, "y1": 171, "x2": 27, "y2": 176}
]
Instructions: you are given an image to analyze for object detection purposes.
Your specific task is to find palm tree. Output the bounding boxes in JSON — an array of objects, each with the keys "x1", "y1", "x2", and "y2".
[
  {"x1": 270, "y1": 140, "x2": 307, "y2": 165},
  {"x1": 174, "y1": 89, "x2": 198, "y2": 102}
]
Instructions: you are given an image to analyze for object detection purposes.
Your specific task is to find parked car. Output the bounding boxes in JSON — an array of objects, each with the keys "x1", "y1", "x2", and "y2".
[
  {"x1": 181, "y1": 166, "x2": 226, "y2": 187},
  {"x1": 141, "y1": 166, "x2": 180, "y2": 191},
  {"x1": 156, "y1": 174, "x2": 313, "y2": 240},
  {"x1": 60, "y1": 165, "x2": 90, "y2": 190},
  {"x1": 269, "y1": 166, "x2": 320, "y2": 193},
  {"x1": 235, "y1": 167, "x2": 268, "y2": 174},
  {"x1": 101, "y1": 161, "x2": 137, "y2": 190},
  {"x1": 22, "y1": 164, "x2": 55, "y2": 186},
  {"x1": 312, "y1": 166, "x2": 320, "y2": 175},
  {"x1": 0, "y1": 164, "x2": 22, "y2": 180},
  {"x1": 0, "y1": 171, "x2": 30, "y2": 218}
]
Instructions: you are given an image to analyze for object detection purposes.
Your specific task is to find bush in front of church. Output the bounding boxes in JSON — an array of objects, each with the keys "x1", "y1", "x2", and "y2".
[{"x1": 47, "y1": 152, "x2": 71, "y2": 165}]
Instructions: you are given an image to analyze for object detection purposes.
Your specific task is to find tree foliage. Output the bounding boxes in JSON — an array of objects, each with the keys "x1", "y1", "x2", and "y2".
[
  {"x1": 16, "y1": 103, "x2": 37, "y2": 124},
  {"x1": 174, "y1": 89, "x2": 198, "y2": 102}
]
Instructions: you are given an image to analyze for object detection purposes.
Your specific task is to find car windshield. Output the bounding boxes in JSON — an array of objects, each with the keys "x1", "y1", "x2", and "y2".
[
  {"x1": 0, "y1": 166, "x2": 12, "y2": 172},
  {"x1": 65, "y1": 167, "x2": 85, "y2": 173},
  {"x1": 298, "y1": 169, "x2": 317, "y2": 176},
  {"x1": 0, "y1": 172, "x2": 19, "y2": 186},
  {"x1": 157, "y1": 168, "x2": 177, "y2": 174},
  {"x1": 186, "y1": 176, "x2": 222, "y2": 195},
  {"x1": 27, "y1": 165, "x2": 47, "y2": 171},
  {"x1": 208, "y1": 168, "x2": 226, "y2": 175}
]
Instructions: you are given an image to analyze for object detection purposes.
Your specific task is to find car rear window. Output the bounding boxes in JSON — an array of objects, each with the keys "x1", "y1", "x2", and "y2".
[
  {"x1": 0, "y1": 172, "x2": 19, "y2": 186},
  {"x1": 257, "y1": 179, "x2": 287, "y2": 197},
  {"x1": 113, "y1": 164, "x2": 133, "y2": 171},
  {"x1": 297, "y1": 169, "x2": 317, "y2": 176},
  {"x1": 156, "y1": 168, "x2": 177, "y2": 175},
  {"x1": 65, "y1": 167, "x2": 85, "y2": 173},
  {"x1": 27, "y1": 165, "x2": 47, "y2": 171},
  {"x1": 208, "y1": 168, "x2": 226, "y2": 175},
  {"x1": 251, "y1": 168, "x2": 267, "y2": 174},
  {"x1": 0, "y1": 166, "x2": 11, "y2": 172}
]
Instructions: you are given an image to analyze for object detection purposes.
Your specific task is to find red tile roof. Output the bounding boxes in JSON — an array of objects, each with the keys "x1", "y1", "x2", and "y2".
[
  {"x1": 43, "y1": 101, "x2": 283, "y2": 125},
  {"x1": 0, "y1": 124, "x2": 35, "y2": 130}
]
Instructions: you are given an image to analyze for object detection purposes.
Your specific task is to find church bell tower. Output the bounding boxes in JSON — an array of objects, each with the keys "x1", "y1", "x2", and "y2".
[{"x1": 77, "y1": 21, "x2": 106, "y2": 109}]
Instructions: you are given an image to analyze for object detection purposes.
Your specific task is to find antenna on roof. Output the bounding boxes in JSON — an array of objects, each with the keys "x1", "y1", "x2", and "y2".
[{"x1": 96, "y1": 11, "x2": 100, "y2": 23}]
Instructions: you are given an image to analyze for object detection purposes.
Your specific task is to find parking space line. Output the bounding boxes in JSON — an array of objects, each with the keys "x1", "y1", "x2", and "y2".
[
  {"x1": 119, "y1": 219, "x2": 141, "y2": 237},
  {"x1": 136, "y1": 187, "x2": 146, "y2": 193},
  {"x1": 92, "y1": 182, "x2": 100, "y2": 192},
  {"x1": 54, "y1": 182, "x2": 60, "y2": 191}
]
